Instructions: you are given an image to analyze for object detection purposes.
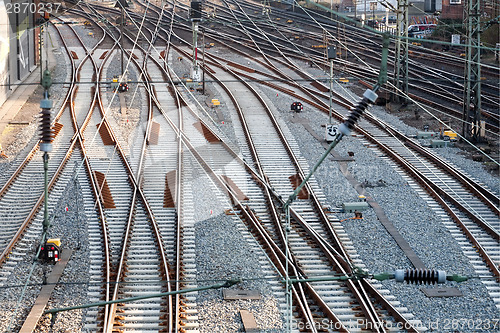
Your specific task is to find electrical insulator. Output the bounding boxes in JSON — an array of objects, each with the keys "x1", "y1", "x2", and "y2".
[
  {"x1": 338, "y1": 89, "x2": 378, "y2": 136},
  {"x1": 40, "y1": 98, "x2": 53, "y2": 152},
  {"x1": 395, "y1": 269, "x2": 447, "y2": 285}
]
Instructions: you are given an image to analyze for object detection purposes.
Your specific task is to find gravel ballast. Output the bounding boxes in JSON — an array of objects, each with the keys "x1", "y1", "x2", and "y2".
[
  {"x1": 257, "y1": 74, "x2": 499, "y2": 329},
  {"x1": 191, "y1": 158, "x2": 285, "y2": 333},
  {"x1": 178, "y1": 52, "x2": 499, "y2": 330}
]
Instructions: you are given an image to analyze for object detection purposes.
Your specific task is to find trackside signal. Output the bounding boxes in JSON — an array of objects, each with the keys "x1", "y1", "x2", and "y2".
[
  {"x1": 291, "y1": 102, "x2": 303, "y2": 112},
  {"x1": 39, "y1": 239, "x2": 62, "y2": 263}
]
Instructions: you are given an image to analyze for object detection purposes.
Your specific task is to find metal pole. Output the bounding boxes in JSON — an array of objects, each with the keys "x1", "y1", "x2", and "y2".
[
  {"x1": 329, "y1": 59, "x2": 333, "y2": 124},
  {"x1": 121, "y1": 7, "x2": 124, "y2": 75},
  {"x1": 336, "y1": 5, "x2": 340, "y2": 44},
  {"x1": 364, "y1": 0, "x2": 367, "y2": 23},
  {"x1": 394, "y1": 0, "x2": 409, "y2": 103},
  {"x1": 192, "y1": 21, "x2": 200, "y2": 81},
  {"x1": 202, "y1": 28, "x2": 205, "y2": 94},
  {"x1": 39, "y1": 25, "x2": 43, "y2": 86},
  {"x1": 285, "y1": 205, "x2": 292, "y2": 332},
  {"x1": 42, "y1": 152, "x2": 49, "y2": 241},
  {"x1": 462, "y1": 0, "x2": 482, "y2": 141}
]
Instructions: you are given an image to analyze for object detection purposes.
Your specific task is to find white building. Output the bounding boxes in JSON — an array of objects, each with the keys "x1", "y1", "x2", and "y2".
[{"x1": 0, "y1": 0, "x2": 37, "y2": 106}]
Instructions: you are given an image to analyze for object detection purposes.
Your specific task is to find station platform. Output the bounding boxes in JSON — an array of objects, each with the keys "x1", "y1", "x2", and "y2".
[{"x1": 0, "y1": 69, "x2": 39, "y2": 145}]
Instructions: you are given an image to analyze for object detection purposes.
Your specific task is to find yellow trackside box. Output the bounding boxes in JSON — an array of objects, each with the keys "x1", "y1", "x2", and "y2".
[
  {"x1": 47, "y1": 238, "x2": 61, "y2": 247},
  {"x1": 443, "y1": 130, "x2": 457, "y2": 141}
]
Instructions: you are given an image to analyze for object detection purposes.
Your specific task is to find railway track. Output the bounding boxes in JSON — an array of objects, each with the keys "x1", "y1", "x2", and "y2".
[
  {"x1": 167, "y1": 39, "x2": 423, "y2": 329},
  {"x1": 214, "y1": 52, "x2": 500, "y2": 294},
  {"x1": 0, "y1": 1, "x2": 498, "y2": 331},
  {"x1": 203, "y1": 0, "x2": 499, "y2": 133},
  {"x1": 132, "y1": 5, "x2": 410, "y2": 321},
  {"x1": 168, "y1": 0, "x2": 499, "y2": 315}
]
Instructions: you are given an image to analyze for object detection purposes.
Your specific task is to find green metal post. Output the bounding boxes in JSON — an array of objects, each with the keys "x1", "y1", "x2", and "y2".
[
  {"x1": 44, "y1": 280, "x2": 240, "y2": 315},
  {"x1": 43, "y1": 152, "x2": 49, "y2": 241}
]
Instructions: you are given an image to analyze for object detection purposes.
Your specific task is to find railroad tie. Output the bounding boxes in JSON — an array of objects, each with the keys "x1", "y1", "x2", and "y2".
[
  {"x1": 289, "y1": 173, "x2": 310, "y2": 199},
  {"x1": 148, "y1": 122, "x2": 160, "y2": 145},
  {"x1": 163, "y1": 170, "x2": 176, "y2": 208},
  {"x1": 193, "y1": 121, "x2": 220, "y2": 143},
  {"x1": 94, "y1": 171, "x2": 116, "y2": 209}
]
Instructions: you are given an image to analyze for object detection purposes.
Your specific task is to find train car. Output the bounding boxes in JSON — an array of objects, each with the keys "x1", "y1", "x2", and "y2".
[{"x1": 408, "y1": 24, "x2": 436, "y2": 38}]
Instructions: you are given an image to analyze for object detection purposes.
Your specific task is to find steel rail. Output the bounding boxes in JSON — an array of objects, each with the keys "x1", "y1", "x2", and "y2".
[
  {"x1": 173, "y1": 1, "x2": 496, "y2": 324},
  {"x1": 0, "y1": 15, "x2": 106, "y2": 265},
  {"x1": 198, "y1": 54, "x2": 337, "y2": 329},
  {"x1": 121, "y1": 14, "x2": 332, "y2": 326},
  {"x1": 201, "y1": 6, "x2": 499, "y2": 129},
  {"x1": 15, "y1": 17, "x2": 114, "y2": 330},
  {"x1": 241, "y1": 65, "x2": 500, "y2": 275},
  {"x1": 207, "y1": 52, "x2": 499, "y2": 244},
  {"x1": 68, "y1": 5, "x2": 177, "y2": 330},
  {"x1": 88, "y1": 16, "x2": 175, "y2": 333},
  {"x1": 228, "y1": 51, "x2": 500, "y2": 292},
  {"x1": 133, "y1": 7, "x2": 414, "y2": 328},
  {"x1": 189, "y1": 41, "x2": 388, "y2": 330},
  {"x1": 165, "y1": 7, "x2": 500, "y2": 133},
  {"x1": 57, "y1": 16, "x2": 115, "y2": 330},
  {"x1": 139, "y1": 6, "x2": 184, "y2": 332},
  {"x1": 365, "y1": 134, "x2": 500, "y2": 279},
  {"x1": 107, "y1": 1, "x2": 494, "y2": 326}
]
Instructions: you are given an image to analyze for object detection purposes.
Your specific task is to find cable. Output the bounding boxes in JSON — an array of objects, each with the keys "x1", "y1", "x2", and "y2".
[
  {"x1": 387, "y1": 80, "x2": 499, "y2": 165},
  {"x1": 211, "y1": 2, "x2": 500, "y2": 216},
  {"x1": 289, "y1": 2, "x2": 499, "y2": 159}
]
